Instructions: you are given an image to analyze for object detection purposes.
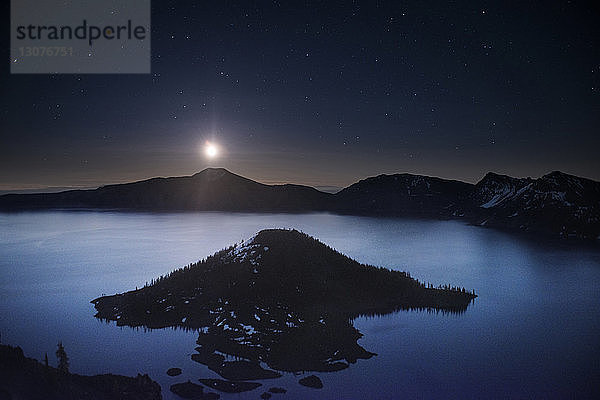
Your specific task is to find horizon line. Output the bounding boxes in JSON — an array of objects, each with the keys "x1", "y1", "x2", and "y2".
[{"x1": 0, "y1": 167, "x2": 594, "y2": 195}]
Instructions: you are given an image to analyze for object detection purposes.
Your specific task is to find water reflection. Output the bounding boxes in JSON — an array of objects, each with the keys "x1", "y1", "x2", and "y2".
[
  {"x1": 192, "y1": 307, "x2": 376, "y2": 379},
  {"x1": 95, "y1": 295, "x2": 474, "y2": 395}
]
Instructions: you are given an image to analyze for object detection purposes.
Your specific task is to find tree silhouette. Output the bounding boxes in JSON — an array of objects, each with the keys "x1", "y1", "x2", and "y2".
[{"x1": 55, "y1": 342, "x2": 69, "y2": 373}]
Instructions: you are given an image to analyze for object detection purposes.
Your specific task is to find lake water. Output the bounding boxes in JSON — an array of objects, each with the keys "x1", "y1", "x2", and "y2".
[{"x1": 0, "y1": 211, "x2": 599, "y2": 399}]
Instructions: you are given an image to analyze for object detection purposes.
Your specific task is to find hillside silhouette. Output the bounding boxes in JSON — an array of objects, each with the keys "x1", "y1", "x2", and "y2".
[{"x1": 2, "y1": 168, "x2": 598, "y2": 238}]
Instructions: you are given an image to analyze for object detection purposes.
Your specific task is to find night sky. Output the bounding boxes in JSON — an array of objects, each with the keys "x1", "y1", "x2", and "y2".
[{"x1": 1, "y1": 0, "x2": 599, "y2": 192}]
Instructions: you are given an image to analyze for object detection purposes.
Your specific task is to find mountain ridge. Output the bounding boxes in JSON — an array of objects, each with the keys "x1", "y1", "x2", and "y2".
[{"x1": 1, "y1": 168, "x2": 599, "y2": 239}]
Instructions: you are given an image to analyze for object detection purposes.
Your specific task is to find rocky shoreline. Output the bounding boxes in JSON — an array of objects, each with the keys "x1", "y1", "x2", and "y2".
[{"x1": 0, "y1": 344, "x2": 162, "y2": 400}]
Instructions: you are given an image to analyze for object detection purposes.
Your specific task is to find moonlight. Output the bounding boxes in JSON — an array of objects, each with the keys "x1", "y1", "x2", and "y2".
[{"x1": 204, "y1": 142, "x2": 219, "y2": 158}]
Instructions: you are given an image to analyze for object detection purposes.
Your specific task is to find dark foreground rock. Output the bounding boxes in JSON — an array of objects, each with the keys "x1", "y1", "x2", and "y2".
[
  {"x1": 198, "y1": 378, "x2": 261, "y2": 393},
  {"x1": 204, "y1": 360, "x2": 281, "y2": 381},
  {"x1": 167, "y1": 367, "x2": 182, "y2": 376},
  {"x1": 0, "y1": 344, "x2": 161, "y2": 400},
  {"x1": 299, "y1": 375, "x2": 323, "y2": 389},
  {"x1": 169, "y1": 381, "x2": 219, "y2": 399}
]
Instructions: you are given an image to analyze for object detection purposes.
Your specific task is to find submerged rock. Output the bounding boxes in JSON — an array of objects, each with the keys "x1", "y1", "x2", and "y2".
[
  {"x1": 260, "y1": 392, "x2": 272, "y2": 399},
  {"x1": 209, "y1": 360, "x2": 281, "y2": 381},
  {"x1": 198, "y1": 378, "x2": 261, "y2": 393},
  {"x1": 167, "y1": 367, "x2": 182, "y2": 376},
  {"x1": 169, "y1": 381, "x2": 219, "y2": 399},
  {"x1": 191, "y1": 350, "x2": 225, "y2": 368},
  {"x1": 299, "y1": 375, "x2": 323, "y2": 389}
]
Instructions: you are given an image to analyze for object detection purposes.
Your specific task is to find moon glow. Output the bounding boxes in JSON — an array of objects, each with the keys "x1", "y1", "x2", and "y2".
[{"x1": 204, "y1": 142, "x2": 219, "y2": 158}]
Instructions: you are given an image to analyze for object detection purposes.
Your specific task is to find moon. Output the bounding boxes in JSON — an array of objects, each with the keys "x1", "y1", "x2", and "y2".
[{"x1": 204, "y1": 142, "x2": 219, "y2": 158}]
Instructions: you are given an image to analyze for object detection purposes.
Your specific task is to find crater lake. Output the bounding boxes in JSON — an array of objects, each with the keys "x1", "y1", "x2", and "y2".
[{"x1": 1, "y1": 211, "x2": 598, "y2": 399}]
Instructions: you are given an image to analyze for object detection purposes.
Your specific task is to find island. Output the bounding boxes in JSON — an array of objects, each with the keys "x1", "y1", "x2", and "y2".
[{"x1": 91, "y1": 229, "x2": 476, "y2": 387}]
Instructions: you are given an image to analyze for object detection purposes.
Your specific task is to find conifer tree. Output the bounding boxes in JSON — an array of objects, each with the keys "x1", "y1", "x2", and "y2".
[{"x1": 56, "y1": 342, "x2": 69, "y2": 373}]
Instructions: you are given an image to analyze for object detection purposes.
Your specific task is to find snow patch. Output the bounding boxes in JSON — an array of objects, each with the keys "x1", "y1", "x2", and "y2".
[
  {"x1": 226, "y1": 238, "x2": 264, "y2": 265},
  {"x1": 240, "y1": 323, "x2": 256, "y2": 335},
  {"x1": 480, "y1": 185, "x2": 515, "y2": 208}
]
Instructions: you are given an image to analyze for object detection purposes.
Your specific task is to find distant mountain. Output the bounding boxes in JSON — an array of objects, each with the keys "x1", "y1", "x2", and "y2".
[
  {"x1": 472, "y1": 171, "x2": 600, "y2": 238},
  {"x1": 0, "y1": 186, "x2": 94, "y2": 195},
  {"x1": 472, "y1": 172, "x2": 534, "y2": 209},
  {"x1": 334, "y1": 173, "x2": 474, "y2": 217},
  {"x1": 0, "y1": 168, "x2": 333, "y2": 212},
  {"x1": 1, "y1": 168, "x2": 599, "y2": 239}
]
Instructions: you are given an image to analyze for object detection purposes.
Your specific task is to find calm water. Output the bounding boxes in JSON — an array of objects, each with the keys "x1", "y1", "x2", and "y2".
[{"x1": 0, "y1": 211, "x2": 599, "y2": 399}]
